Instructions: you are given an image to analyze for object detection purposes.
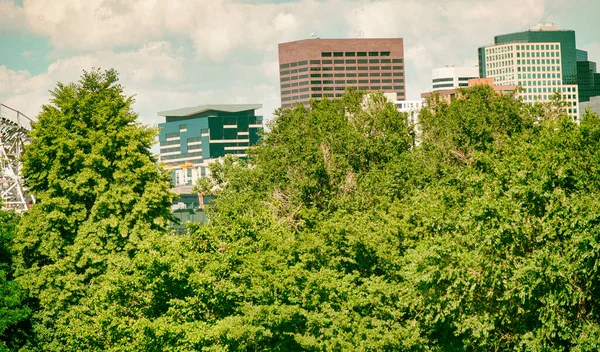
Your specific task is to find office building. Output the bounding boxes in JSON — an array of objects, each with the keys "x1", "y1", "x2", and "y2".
[
  {"x1": 478, "y1": 23, "x2": 600, "y2": 120},
  {"x1": 158, "y1": 104, "x2": 263, "y2": 187},
  {"x1": 421, "y1": 78, "x2": 517, "y2": 103},
  {"x1": 431, "y1": 66, "x2": 479, "y2": 91},
  {"x1": 278, "y1": 38, "x2": 405, "y2": 108}
]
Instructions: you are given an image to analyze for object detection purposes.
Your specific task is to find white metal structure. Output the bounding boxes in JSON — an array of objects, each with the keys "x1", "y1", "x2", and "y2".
[{"x1": 0, "y1": 104, "x2": 35, "y2": 211}]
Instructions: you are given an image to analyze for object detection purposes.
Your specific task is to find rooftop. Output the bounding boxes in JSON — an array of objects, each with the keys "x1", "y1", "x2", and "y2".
[{"x1": 158, "y1": 104, "x2": 262, "y2": 117}]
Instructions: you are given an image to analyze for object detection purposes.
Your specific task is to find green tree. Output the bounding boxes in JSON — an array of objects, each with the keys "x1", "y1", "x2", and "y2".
[
  {"x1": 0, "y1": 210, "x2": 29, "y2": 352},
  {"x1": 12, "y1": 68, "x2": 174, "y2": 350}
]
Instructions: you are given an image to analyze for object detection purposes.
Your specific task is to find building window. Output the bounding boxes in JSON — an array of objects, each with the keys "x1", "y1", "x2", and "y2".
[
  {"x1": 357, "y1": 52, "x2": 367, "y2": 56},
  {"x1": 334, "y1": 52, "x2": 343, "y2": 57},
  {"x1": 322, "y1": 60, "x2": 332, "y2": 64},
  {"x1": 179, "y1": 124, "x2": 187, "y2": 132},
  {"x1": 310, "y1": 60, "x2": 320, "y2": 64},
  {"x1": 345, "y1": 52, "x2": 355, "y2": 57},
  {"x1": 369, "y1": 52, "x2": 378, "y2": 56},
  {"x1": 322, "y1": 52, "x2": 331, "y2": 57}
]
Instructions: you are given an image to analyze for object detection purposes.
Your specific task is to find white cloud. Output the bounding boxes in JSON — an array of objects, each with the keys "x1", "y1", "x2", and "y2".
[
  {"x1": 344, "y1": 0, "x2": 545, "y2": 98},
  {"x1": 0, "y1": 42, "x2": 184, "y2": 121},
  {"x1": 582, "y1": 42, "x2": 600, "y2": 63},
  {"x1": 0, "y1": 0, "x2": 27, "y2": 32},
  {"x1": 0, "y1": 66, "x2": 32, "y2": 95}
]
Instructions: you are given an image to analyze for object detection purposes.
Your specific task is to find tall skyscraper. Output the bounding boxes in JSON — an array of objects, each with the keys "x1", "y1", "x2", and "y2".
[
  {"x1": 278, "y1": 38, "x2": 405, "y2": 108},
  {"x1": 478, "y1": 23, "x2": 600, "y2": 120},
  {"x1": 158, "y1": 104, "x2": 263, "y2": 187},
  {"x1": 431, "y1": 66, "x2": 479, "y2": 91}
]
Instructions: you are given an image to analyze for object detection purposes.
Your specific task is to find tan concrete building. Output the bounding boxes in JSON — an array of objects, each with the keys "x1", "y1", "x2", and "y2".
[
  {"x1": 278, "y1": 38, "x2": 405, "y2": 108},
  {"x1": 421, "y1": 78, "x2": 517, "y2": 104}
]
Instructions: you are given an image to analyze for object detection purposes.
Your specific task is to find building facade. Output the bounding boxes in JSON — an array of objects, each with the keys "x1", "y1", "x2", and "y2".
[
  {"x1": 478, "y1": 23, "x2": 600, "y2": 120},
  {"x1": 278, "y1": 38, "x2": 405, "y2": 108},
  {"x1": 158, "y1": 104, "x2": 263, "y2": 187},
  {"x1": 421, "y1": 78, "x2": 517, "y2": 103},
  {"x1": 431, "y1": 66, "x2": 479, "y2": 91}
]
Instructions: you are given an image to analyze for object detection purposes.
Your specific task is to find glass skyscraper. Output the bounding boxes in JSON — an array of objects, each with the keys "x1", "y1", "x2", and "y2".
[{"x1": 478, "y1": 24, "x2": 600, "y2": 120}]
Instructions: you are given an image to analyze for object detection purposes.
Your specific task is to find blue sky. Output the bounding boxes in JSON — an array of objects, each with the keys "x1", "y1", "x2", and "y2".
[{"x1": 1, "y1": 0, "x2": 599, "y2": 127}]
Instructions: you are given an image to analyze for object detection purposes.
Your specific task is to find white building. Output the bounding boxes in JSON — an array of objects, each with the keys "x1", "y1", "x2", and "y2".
[
  {"x1": 478, "y1": 25, "x2": 580, "y2": 120},
  {"x1": 396, "y1": 100, "x2": 426, "y2": 146},
  {"x1": 432, "y1": 66, "x2": 479, "y2": 91}
]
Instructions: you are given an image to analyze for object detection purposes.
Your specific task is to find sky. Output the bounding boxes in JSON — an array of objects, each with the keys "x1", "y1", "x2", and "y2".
[{"x1": 1, "y1": 0, "x2": 600, "y2": 128}]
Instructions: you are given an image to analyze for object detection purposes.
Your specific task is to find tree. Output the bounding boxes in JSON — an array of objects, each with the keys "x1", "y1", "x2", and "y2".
[
  {"x1": 12, "y1": 68, "x2": 174, "y2": 350},
  {"x1": 0, "y1": 210, "x2": 28, "y2": 352}
]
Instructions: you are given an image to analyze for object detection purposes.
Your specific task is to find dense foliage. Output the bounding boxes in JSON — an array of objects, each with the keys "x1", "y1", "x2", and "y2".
[
  {"x1": 4, "y1": 70, "x2": 600, "y2": 350},
  {"x1": 0, "y1": 210, "x2": 28, "y2": 352}
]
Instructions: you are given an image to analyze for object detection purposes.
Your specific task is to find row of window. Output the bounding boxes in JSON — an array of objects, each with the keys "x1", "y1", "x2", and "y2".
[
  {"x1": 309, "y1": 79, "x2": 404, "y2": 85},
  {"x1": 162, "y1": 151, "x2": 204, "y2": 161},
  {"x1": 488, "y1": 65, "x2": 560, "y2": 76},
  {"x1": 309, "y1": 87, "x2": 404, "y2": 97},
  {"x1": 311, "y1": 72, "x2": 405, "y2": 78},
  {"x1": 307, "y1": 65, "x2": 404, "y2": 72},
  {"x1": 518, "y1": 73, "x2": 562, "y2": 79},
  {"x1": 321, "y1": 51, "x2": 392, "y2": 57},
  {"x1": 487, "y1": 51, "x2": 560, "y2": 62},
  {"x1": 307, "y1": 58, "x2": 403, "y2": 65},
  {"x1": 280, "y1": 67, "x2": 309, "y2": 75},
  {"x1": 432, "y1": 76, "x2": 476, "y2": 83},
  {"x1": 282, "y1": 92, "x2": 406, "y2": 105},
  {"x1": 489, "y1": 58, "x2": 561, "y2": 68},
  {"x1": 516, "y1": 51, "x2": 559, "y2": 58},
  {"x1": 281, "y1": 72, "x2": 404, "y2": 86},
  {"x1": 486, "y1": 44, "x2": 560, "y2": 55},
  {"x1": 517, "y1": 66, "x2": 560, "y2": 72},
  {"x1": 280, "y1": 58, "x2": 403, "y2": 70},
  {"x1": 160, "y1": 139, "x2": 180, "y2": 146},
  {"x1": 518, "y1": 85, "x2": 577, "y2": 93},
  {"x1": 160, "y1": 146, "x2": 181, "y2": 153},
  {"x1": 279, "y1": 60, "x2": 309, "y2": 69}
]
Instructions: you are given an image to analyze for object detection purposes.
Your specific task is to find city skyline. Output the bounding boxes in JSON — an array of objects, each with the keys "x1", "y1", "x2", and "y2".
[{"x1": 0, "y1": 0, "x2": 599, "y2": 127}]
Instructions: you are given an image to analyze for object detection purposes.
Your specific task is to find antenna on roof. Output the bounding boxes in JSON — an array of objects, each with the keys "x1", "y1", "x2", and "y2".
[
  {"x1": 311, "y1": 31, "x2": 317, "y2": 39},
  {"x1": 354, "y1": 29, "x2": 364, "y2": 38}
]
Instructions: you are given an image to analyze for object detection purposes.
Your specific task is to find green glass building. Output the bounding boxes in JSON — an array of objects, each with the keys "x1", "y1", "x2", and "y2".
[
  {"x1": 158, "y1": 104, "x2": 263, "y2": 186},
  {"x1": 478, "y1": 24, "x2": 600, "y2": 120}
]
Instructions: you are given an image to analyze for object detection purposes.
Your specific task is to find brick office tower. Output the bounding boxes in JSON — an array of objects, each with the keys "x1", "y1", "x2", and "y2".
[{"x1": 278, "y1": 38, "x2": 405, "y2": 108}]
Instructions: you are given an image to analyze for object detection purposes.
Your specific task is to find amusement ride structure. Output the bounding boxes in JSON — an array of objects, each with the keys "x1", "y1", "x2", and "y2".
[{"x1": 0, "y1": 103, "x2": 35, "y2": 211}]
